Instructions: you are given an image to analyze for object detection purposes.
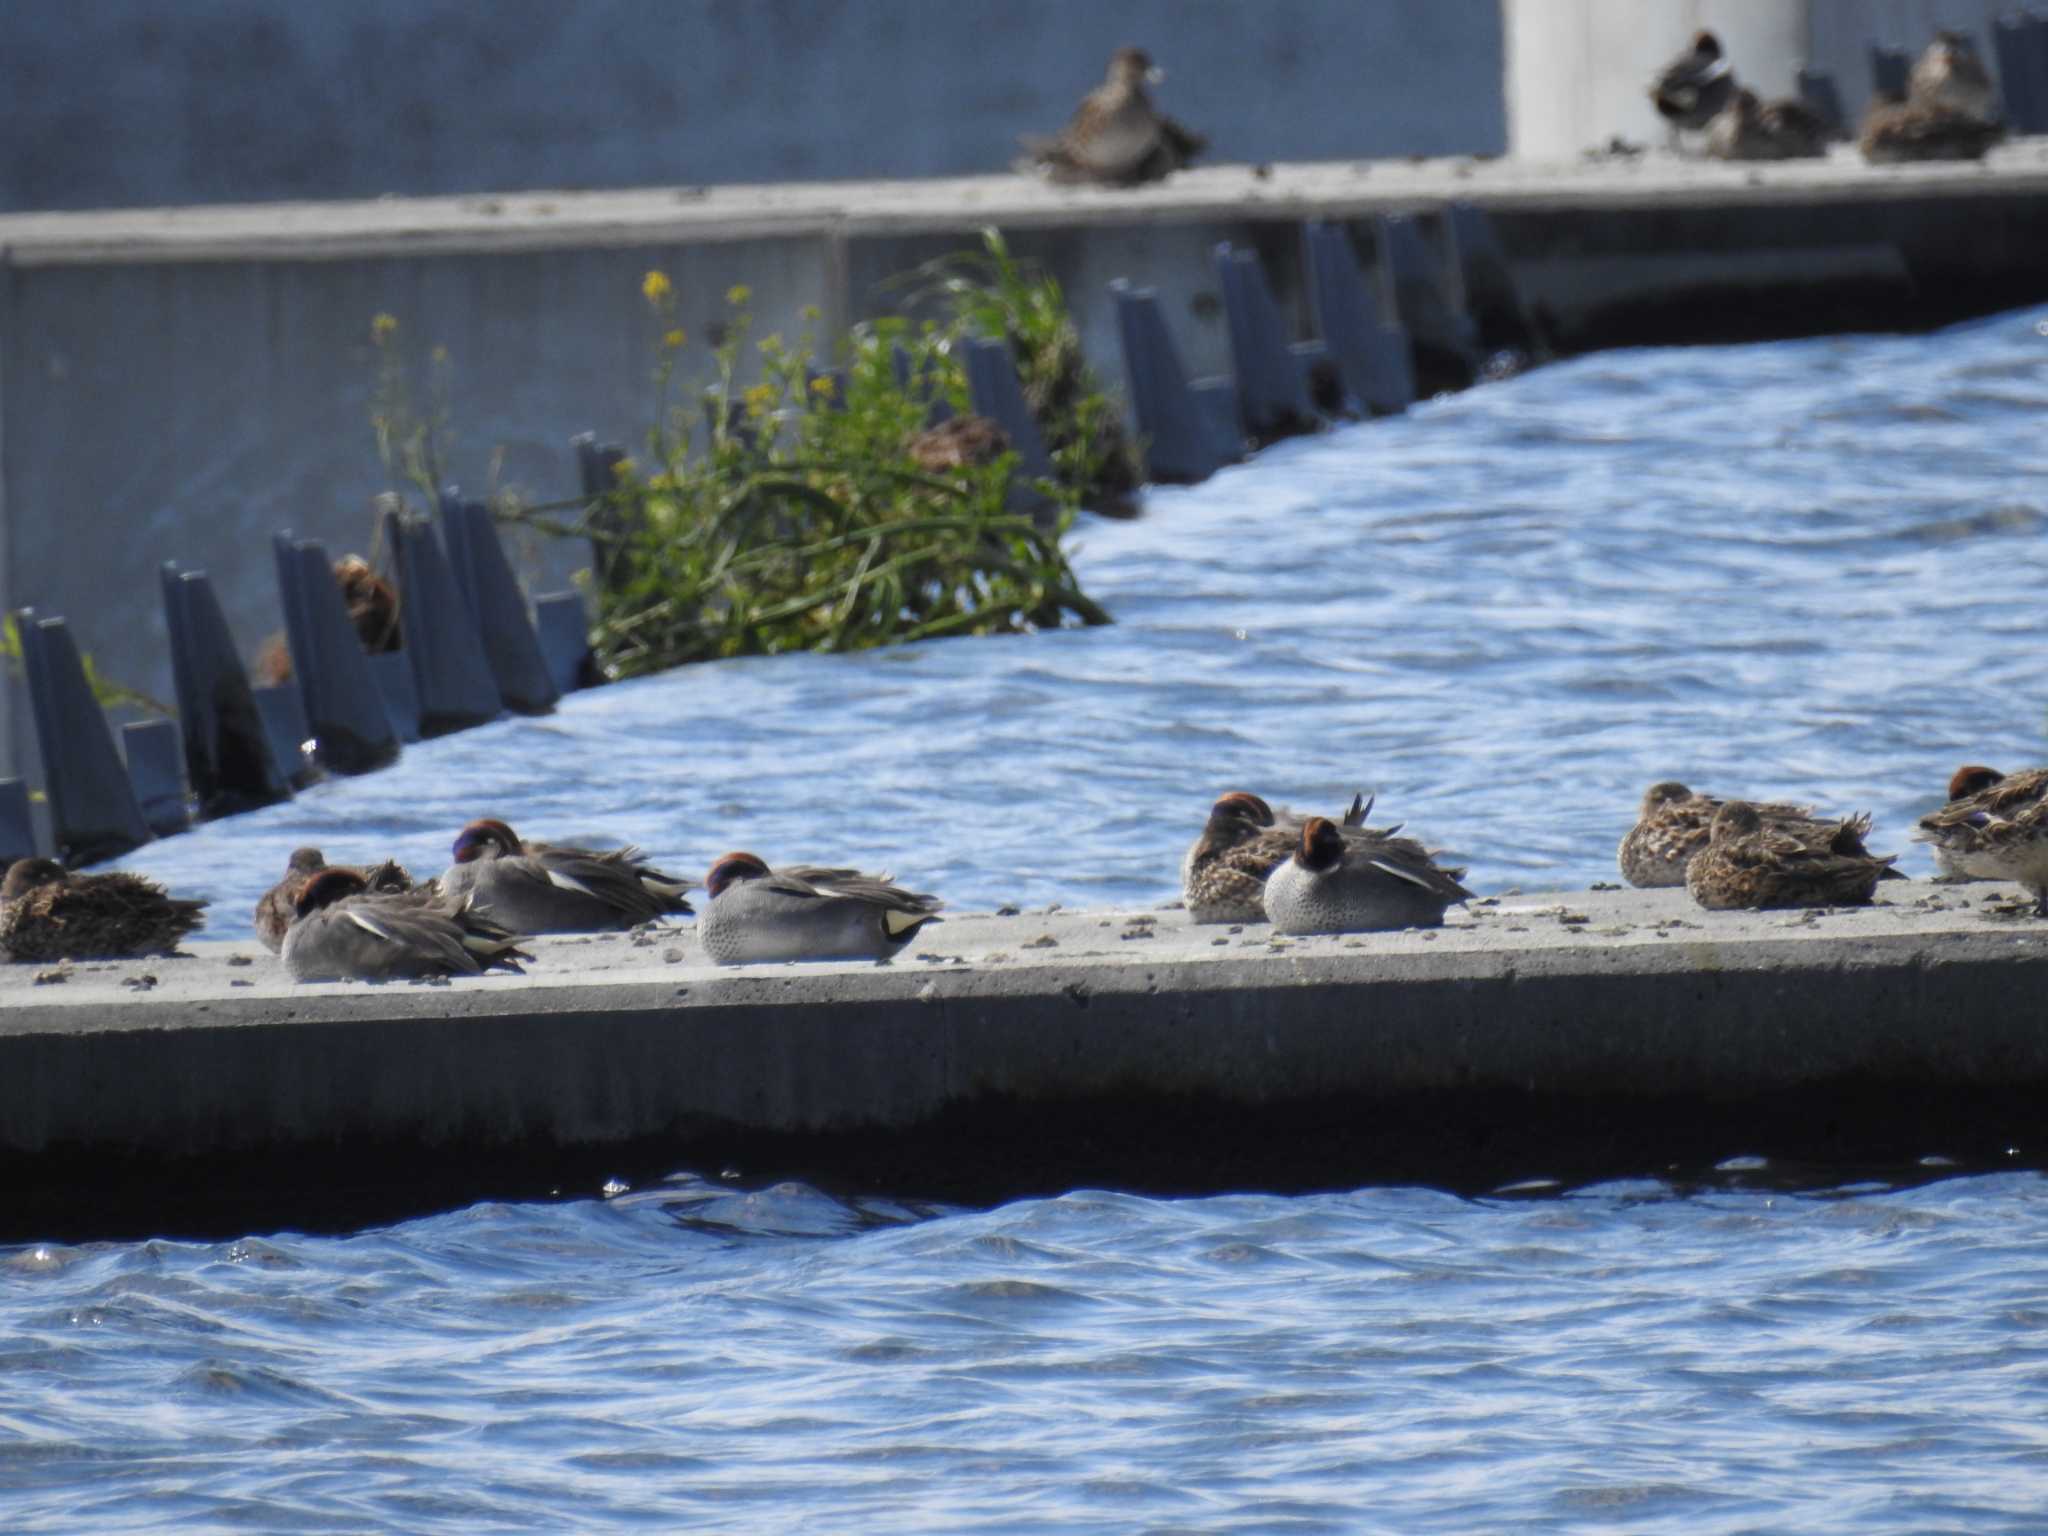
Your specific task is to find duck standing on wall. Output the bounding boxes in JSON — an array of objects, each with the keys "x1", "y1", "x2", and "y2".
[
  {"x1": 254, "y1": 847, "x2": 416, "y2": 952},
  {"x1": 1685, "y1": 801, "x2": 1898, "y2": 910},
  {"x1": 1914, "y1": 767, "x2": 2048, "y2": 911},
  {"x1": 281, "y1": 868, "x2": 531, "y2": 982},
  {"x1": 0, "y1": 857, "x2": 208, "y2": 962},
  {"x1": 438, "y1": 819, "x2": 694, "y2": 934},
  {"x1": 1019, "y1": 47, "x2": 1206, "y2": 187},
  {"x1": 1261, "y1": 816, "x2": 1473, "y2": 935},
  {"x1": 696, "y1": 853, "x2": 942, "y2": 965},
  {"x1": 1649, "y1": 30, "x2": 1737, "y2": 146}
]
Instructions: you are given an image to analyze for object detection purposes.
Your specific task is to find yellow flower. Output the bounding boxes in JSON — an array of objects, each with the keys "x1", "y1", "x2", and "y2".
[
  {"x1": 757, "y1": 333, "x2": 783, "y2": 355},
  {"x1": 800, "y1": 305, "x2": 822, "y2": 324},
  {"x1": 611, "y1": 457, "x2": 638, "y2": 480},
  {"x1": 808, "y1": 375, "x2": 838, "y2": 402},
  {"x1": 429, "y1": 344, "x2": 450, "y2": 365},
  {"x1": 641, "y1": 270, "x2": 673, "y2": 306},
  {"x1": 370, "y1": 312, "x2": 399, "y2": 341},
  {"x1": 662, "y1": 327, "x2": 687, "y2": 350},
  {"x1": 647, "y1": 472, "x2": 677, "y2": 491},
  {"x1": 726, "y1": 284, "x2": 752, "y2": 308},
  {"x1": 743, "y1": 382, "x2": 776, "y2": 417}
]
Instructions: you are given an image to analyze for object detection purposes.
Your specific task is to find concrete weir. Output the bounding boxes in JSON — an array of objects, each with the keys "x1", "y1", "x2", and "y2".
[{"x1": 3, "y1": 883, "x2": 2046, "y2": 1238}]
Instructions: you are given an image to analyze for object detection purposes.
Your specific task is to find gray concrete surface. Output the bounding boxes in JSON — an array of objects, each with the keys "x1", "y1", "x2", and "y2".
[
  {"x1": 8, "y1": 147, "x2": 2048, "y2": 790},
  {"x1": 0, "y1": 0, "x2": 1504, "y2": 213},
  {"x1": 5, "y1": 883, "x2": 2045, "y2": 1174}
]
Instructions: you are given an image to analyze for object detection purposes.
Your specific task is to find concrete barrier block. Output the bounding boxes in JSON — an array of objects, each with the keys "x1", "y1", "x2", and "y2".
[
  {"x1": 1108, "y1": 279, "x2": 1244, "y2": 485},
  {"x1": 12, "y1": 609, "x2": 153, "y2": 866},
  {"x1": 962, "y1": 338, "x2": 1059, "y2": 522},
  {"x1": 378, "y1": 501, "x2": 502, "y2": 739},
  {"x1": 533, "y1": 592, "x2": 594, "y2": 696},
  {"x1": 1993, "y1": 18, "x2": 2048, "y2": 135},
  {"x1": 1445, "y1": 202, "x2": 1544, "y2": 360},
  {"x1": 272, "y1": 533, "x2": 400, "y2": 776},
  {"x1": 891, "y1": 344, "x2": 955, "y2": 427},
  {"x1": 249, "y1": 684, "x2": 316, "y2": 784},
  {"x1": 370, "y1": 652, "x2": 421, "y2": 744},
  {"x1": 1376, "y1": 212, "x2": 1479, "y2": 393},
  {"x1": 159, "y1": 563, "x2": 292, "y2": 817},
  {"x1": 121, "y1": 718, "x2": 189, "y2": 837},
  {"x1": 1869, "y1": 45, "x2": 1910, "y2": 101},
  {"x1": 574, "y1": 433, "x2": 634, "y2": 595},
  {"x1": 438, "y1": 494, "x2": 560, "y2": 716},
  {"x1": 1212, "y1": 243, "x2": 1318, "y2": 443},
  {"x1": 0, "y1": 779, "x2": 38, "y2": 865},
  {"x1": 1304, "y1": 221, "x2": 1414, "y2": 416}
]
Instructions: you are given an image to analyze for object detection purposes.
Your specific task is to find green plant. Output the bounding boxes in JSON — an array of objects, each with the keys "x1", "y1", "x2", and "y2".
[{"x1": 368, "y1": 312, "x2": 454, "y2": 504}]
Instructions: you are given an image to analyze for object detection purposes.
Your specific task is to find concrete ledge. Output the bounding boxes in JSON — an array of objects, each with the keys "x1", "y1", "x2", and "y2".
[{"x1": 4, "y1": 884, "x2": 2045, "y2": 1235}]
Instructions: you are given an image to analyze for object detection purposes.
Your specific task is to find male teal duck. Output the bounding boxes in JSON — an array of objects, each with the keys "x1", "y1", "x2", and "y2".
[
  {"x1": 281, "y1": 867, "x2": 530, "y2": 982},
  {"x1": 1262, "y1": 817, "x2": 1473, "y2": 935},
  {"x1": 696, "y1": 853, "x2": 941, "y2": 965},
  {"x1": 1914, "y1": 766, "x2": 2048, "y2": 910},
  {"x1": 439, "y1": 818, "x2": 693, "y2": 934}
]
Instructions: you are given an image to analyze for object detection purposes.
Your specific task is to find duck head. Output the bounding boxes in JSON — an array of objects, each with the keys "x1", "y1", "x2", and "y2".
[
  {"x1": 1691, "y1": 30, "x2": 1722, "y2": 61},
  {"x1": 1295, "y1": 817, "x2": 1346, "y2": 874},
  {"x1": 1109, "y1": 46, "x2": 1164, "y2": 87},
  {"x1": 1207, "y1": 791, "x2": 1275, "y2": 832},
  {"x1": 1709, "y1": 800, "x2": 1763, "y2": 842},
  {"x1": 0, "y1": 857, "x2": 66, "y2": 902},
  {"x1": 705, "y1": 852, "x2": 772, "y2": 899},
  {"x1": 285, "y1": 847, "x2": 327, "y2": 876},
  {"x1": 1948, "y1": 765, "x2": 2003, "y2": 801},
  {"x1": 294, "y1": 867, "x2": 370, "y2": 918},
  {"x1": 452, "y1": 819, "x2": 523, "y2": 864},
  {"x1": 1639, "y1": 781, "x2": 1695, "y2": 816}
]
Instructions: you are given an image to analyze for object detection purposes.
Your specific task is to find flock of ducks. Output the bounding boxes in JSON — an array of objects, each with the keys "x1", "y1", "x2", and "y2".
[
  {"x1": 6, "y1": 763, "x2": 2048, "y2": 979},
  {"x1": 1652, "y1": 28, "x2": 2007, "y2": 164}
]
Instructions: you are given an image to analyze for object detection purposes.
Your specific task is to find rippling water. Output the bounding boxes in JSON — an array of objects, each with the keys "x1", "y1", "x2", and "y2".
[{"x1": 31, "y1": 309, "x2": 2048, "y2": 1530}]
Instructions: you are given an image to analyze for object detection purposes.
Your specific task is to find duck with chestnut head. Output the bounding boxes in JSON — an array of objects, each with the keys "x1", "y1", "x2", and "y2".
[
  {"x1": 1915, "y1": 766, "x2": 2048, "y2": 905},
  {"x1": 438, "y1": 818, "x2": 693, "y2": 934},
  {"x1": 697, "y1": 853, "x2": 942, "y2": 965},
  {"x1": 0, "y1": 857, "x2": 207, "y2": 962},
  {"x1": 254, "y1": 846, "x2": 415, "y2": 952},
  {"x1": 280, "y1": 867, "x2": 530, "y2": 982},
  {"x1": 1019, "y1": 46, "x2": 1205, "y2": 187},
  {"x1": 1183, "y1": 789, "x2": 1405, "y2": 924},
  {"x1": 1685, "y1": 801, "x2": 1898, "y2": 911},
  {"x1": 1260, "y1": 816, "x2": 1471, "y2": 935}
]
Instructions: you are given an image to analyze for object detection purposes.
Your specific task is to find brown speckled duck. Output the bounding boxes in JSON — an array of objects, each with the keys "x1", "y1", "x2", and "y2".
[
  {"x1": 1261, "y1": 816, "x2": 1473, "y2": 935},
  {"x1": 281, "y1": 868, "x2": 530, "y2": 982},
  {"x1": 1650, "y1": 30, "x2": 1736, "y2": 137},
  {"x1": 0, "y1": 857, "x2": 207, "y2": 962},
  {"x1": 1914, "y1": 766, "x2": 2048, "y2": 909},
  {"x1": 1020, "y1": 47, "x2": 1205, "y2": 187},
  {"x1": 1617, "y1": 782, "x2": 1882, "y2": 889},
  {"x1": 1859, "y1": 89, "x2": 2004, "y2": 164},
  {"x1": 907, "y1": 415, "x2": 1012, "y2": 474},
  {"x1": 1706, "y1": 88, "x2": 1829, "y2": 161},
  {"x1": 254, "y1": 846, "x2": 415, "y2": 953},
  {"x1": 1685, "y1": 801, "x2": 1898, "y2": 911},
  {"x1": 1909, "y1": 30, "x2": 1997, "y2": 122}
]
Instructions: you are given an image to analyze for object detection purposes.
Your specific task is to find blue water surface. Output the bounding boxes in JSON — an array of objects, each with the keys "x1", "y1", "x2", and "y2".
[{"x1": 18, "y1": 307, "x2": 2046, "y2": 1532}]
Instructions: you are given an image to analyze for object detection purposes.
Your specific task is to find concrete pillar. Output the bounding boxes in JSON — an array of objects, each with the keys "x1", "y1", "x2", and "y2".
[{"x1": 1505, "y1": 0, "x2": 1811, "y2": 160}]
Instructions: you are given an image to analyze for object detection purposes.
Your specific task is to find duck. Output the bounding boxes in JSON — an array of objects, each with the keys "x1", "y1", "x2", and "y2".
[
  {"x1": 1685, "y1": 801, "x2": 1898, "y2": 910},
  {"x1": 0, "y1": 857, "x2": 207, "y2": 962},
  {"x1": 1261, "y1": 816, "x2": 1473, "y2": 935},
  {"x1": 1909, "y1": 30, "x2": 1997, "y2": 122},
  {"x1": 281, "y1": 867, "x2": 531, "y2": 982},
  {"x1": 1182, "y1": 790, "x2": 1388, "y2": 924},
  {"x1": 1706, "y1": 87, "x2": 1830, "y2": 161},
  {"x1": 1649, "y1": 30, "x2": 1736, "y2": 138},
  {"x1": 696, "y1": 852, "x2": 942, "y2": 965},
  {"x1": 437, "y1": 818, "x2": 693, "y2": 934},
  {"x1": 907, "y1": 415, "x2": 1012, "y2": 474},
  {"x1": 1914, "y1": 766, "x2": 2048, "y2": 908},
  {"x1": 254, "y1": 846, "x2": 415, "y2": 952},
  {"x1": 1019, "y1": 46, "x2": 1205, "y2": 187},
  {"x1": 1617, "y1": 782, "x2": 1872, "y2": 888},
  {"x1": 1859, "y1": 89, "x2": 2005, "y2": 163}
]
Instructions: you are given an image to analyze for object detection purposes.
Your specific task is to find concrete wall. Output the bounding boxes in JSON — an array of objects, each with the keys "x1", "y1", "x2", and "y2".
[
  {"x1": 0, "y1": 0, "x2": 1505, "y2": 213},
  {"x1": 1505, "y1": 0, "x2": 2021, "y2": 159}
]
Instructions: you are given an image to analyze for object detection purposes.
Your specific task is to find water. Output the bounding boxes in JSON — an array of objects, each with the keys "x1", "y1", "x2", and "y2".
[
  {"x1": 22, "y1": 308, "x2": 2048, "y2": 1530},
  {"x1": 118, "y1": 308, "x2": 2048, "y2": 927}
]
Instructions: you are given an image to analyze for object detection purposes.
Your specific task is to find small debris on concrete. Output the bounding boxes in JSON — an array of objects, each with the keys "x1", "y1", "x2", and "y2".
[
  {"x1": 1210, "y1": 938, "x2": 1229, "y2": 946},
  {"x1": 1120, "y1": 928, "x2": 1155, "y2": 941},
  {"x1": 1022, "y1": 934, "x2": 1059, "y2": 949},
  {"x1": 996, "y1": 905, "x2": 1020, "y2": 917},
  {"x1": 33, "y1": 966, "x2": 69, "y2": 985},
  {"x1": 1558, "y1": 913, "x2": 1590, "y2": 927},
  {"x1": 663, "y1": 947, "x2": 685, "y2": 964},
  {"x1": 1590, "y1": 882, "x2": 1622, "y2": 892},
  {"x1": 229, "y1": 979, "x2": 254, "y2": 988},
  {"x1": 122, "y1": 974, "x2": 158, "y2": 991},
  {"x1": 225, "y1": 954, "x2": 253, "y2": 967}
]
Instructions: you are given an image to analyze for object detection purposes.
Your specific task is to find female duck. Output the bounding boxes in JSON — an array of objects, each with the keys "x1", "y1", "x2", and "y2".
[
  {"x1": 0, "y1": 857, "x2": 207, "y2": 962},
  {"x1": 697, "y1": 852, "x2": 941, "y2": 965},
  {"x1": 281, "y1": 868, "x2": 530, "y2": 982},
  {"x1": 1261, "y1": 817, "x2": 1471, "y2": 935},
  {"x1": 1619, "y1": 782, "x2": 1871, "y2": 888},
  {"x1": 438, "y1": 818, "x2": 693, "y2": 934},
  {"x1": 254, "y1": 846, "x2": 414, "y2": 952},
  {"x1": 1685, "y1": 801, "x2": 1897, "y2": 910},
  {"x1": 1019, "y1": 46, "x2": 1205, "y2": 186}
]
